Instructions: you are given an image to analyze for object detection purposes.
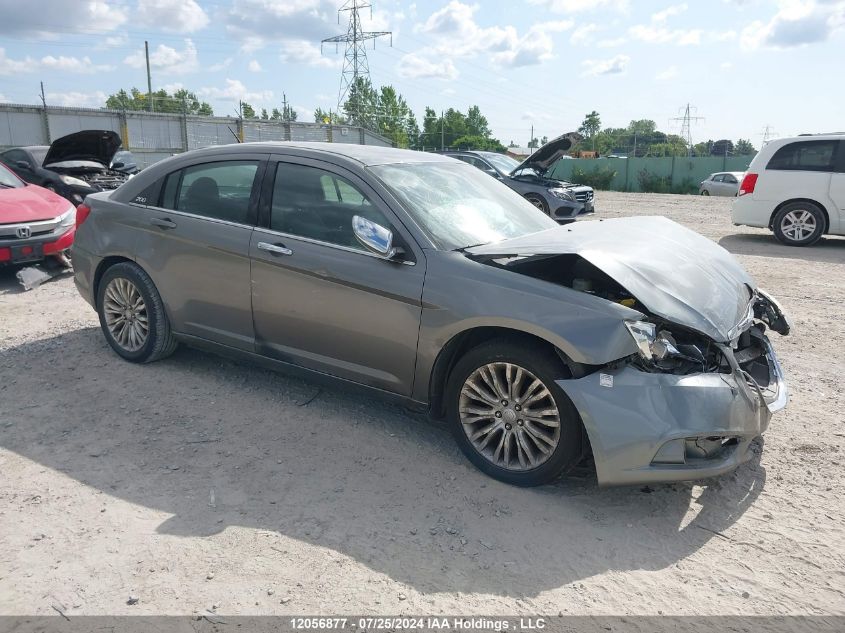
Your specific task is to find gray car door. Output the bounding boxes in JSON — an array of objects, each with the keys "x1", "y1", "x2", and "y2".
[
  {"x1": 249, "y1": 156, "x2": 426, "y2": 396},
  {"x1": 131, "y1": 156, "x2": 266, "y2": 351}
]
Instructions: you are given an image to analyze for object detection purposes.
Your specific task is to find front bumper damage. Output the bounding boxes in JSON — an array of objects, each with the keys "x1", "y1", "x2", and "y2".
[{"x1": 558, "y1": 329, "x2": 787, "y2": 486}]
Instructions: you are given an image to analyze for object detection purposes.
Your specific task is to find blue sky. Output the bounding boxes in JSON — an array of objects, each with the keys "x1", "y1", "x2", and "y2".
[{"x1": 1, "y1": 0, "x2": 843, "y2": 148}]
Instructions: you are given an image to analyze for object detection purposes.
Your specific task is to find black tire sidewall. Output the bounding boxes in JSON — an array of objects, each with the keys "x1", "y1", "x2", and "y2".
[
  {"x1": 525, "y1": 194, "x2": 550, "y2": 215},
  {"x1": 773, "y1": 203, "x2": 825, "y2": 246},
  {"x1": 96, "y1": 263, "x2": 162, "y2": 363},
  {"x1": 446, "y1": 340, "x2": 583, "y2": 487}
]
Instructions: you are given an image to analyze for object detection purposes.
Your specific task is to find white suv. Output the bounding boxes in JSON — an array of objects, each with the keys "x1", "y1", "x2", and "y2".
[{"x1": 731, "y1": 134, "x2": 844, "y2": 246}]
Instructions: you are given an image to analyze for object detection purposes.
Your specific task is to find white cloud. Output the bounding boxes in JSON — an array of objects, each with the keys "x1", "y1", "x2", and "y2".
[
  {"x1": 413, "y1": 1, "x2": 571, "y2": 67},
  {"x1": 581, "y1": 54, "x2": 630, "y2": 76},
  {"x1": 721, "y1": 61, "x2": 734, "y2": 69},
  {"x1": 41, "y1": 55, "x2": 114, "y2": 74},
  {"x1": 209, "y1": 58, "x2": 233, "y2": 71},
  {"x1": 45, "y1": 90, "x2": 108, "y2": 108},
  {"x1": 655, "y1": 65, "x2": 679, "y2": 80},
  {"x1": 397, "y1": 53, "x2": 458, "y2": 79},
  {"x1": 226, "y1": 0, "x2": 337, "y2": 43},
  {"x1": 527, "y1": 0, "x2": 629, "y2": 13},
  {"x1": 124, "y1": 39, "x2": 199, "y2": 74},
  {"x1": 199, "y1": 79, "x2": 273, "y2": 104},
  {"x1": 652, "y1": 3, "x2": 688, "y2": 22},
  {"x1": 0, "y1": 48, "x2": 37, "y2": 75},
  {"x1": 98, "y1": 34, "x2": 129, "y2": 49},
  {"x1": 740, "y1": 0, "x2": 845, "y2": 50},
  {"x1": 629, "y1": 23, "x2": 703, "y2": 45},
  {"x1": 0, "y1": 93, "x2": 9, "y2": 103},
  {"x1": 135, "y1": 0, "x2": 209, "y2": 33},
  {"x1": 279, "y1": 40, "x2": 341, "y2": 68},
  {"x1": 570, "y1": 23, "x2": 599, "y2": 45},
  {"x1": 248, "y1": 59, "x2": 262, "y2": 72},
  {"x1": 0, "y1": 1, "x2": 127, "y2": 35}
]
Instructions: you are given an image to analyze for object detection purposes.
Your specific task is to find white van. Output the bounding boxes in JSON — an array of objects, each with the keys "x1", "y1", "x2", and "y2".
[{"x1": 731, "y1": 134, "x2": 844, "y2": 246}]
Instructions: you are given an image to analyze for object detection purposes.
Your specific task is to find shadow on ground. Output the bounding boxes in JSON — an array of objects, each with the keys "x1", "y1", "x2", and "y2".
[
  {"x1": 0, "y1": 327, "x2": 766, "y2": 598},
  {"x1": 719, "y1": 233, "x2": 845, "y2": 264}
]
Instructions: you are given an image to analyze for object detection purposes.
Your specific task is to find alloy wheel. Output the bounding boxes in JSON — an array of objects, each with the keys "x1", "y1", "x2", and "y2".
[
  {"x1": 780, "y1": 209, "x2": 817, "y2": 242},
  {"x1": 103, "y1": 277, "x2": 149, "y2": 352},
  {"x1": 459, "y1": 362, "x2": 561, "y2": 471}
]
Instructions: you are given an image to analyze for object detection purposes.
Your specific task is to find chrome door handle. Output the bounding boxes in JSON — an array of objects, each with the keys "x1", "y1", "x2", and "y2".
[
  {"x1": 257, "y1": 241, "x2": 293, "y2": 256},
  {"x1": 150, "y1": 217, "x2": 177, "y2": 229}
]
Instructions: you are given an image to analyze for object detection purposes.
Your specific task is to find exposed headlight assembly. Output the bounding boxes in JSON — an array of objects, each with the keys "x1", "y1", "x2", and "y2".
[
  {"x1": 59, "y1": 174, "x2": 90, "y2": 188},
  {"x1": 548, "y1": 187, "x2": 575, "y2": 201},
  {"x1": 625, "y1": 321, "x2": 683, "y2": 361}
]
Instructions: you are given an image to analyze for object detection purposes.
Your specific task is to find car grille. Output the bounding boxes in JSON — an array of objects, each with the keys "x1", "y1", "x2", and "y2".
[
  {"x1": 0, "y1": 216, "x2": 62, "y2": 239},
  {"x1": 575, "y1": 191, "x2": 594, "y2": 203}
]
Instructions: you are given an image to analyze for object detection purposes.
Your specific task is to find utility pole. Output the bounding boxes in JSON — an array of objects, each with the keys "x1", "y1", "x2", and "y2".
[
  {"x1": 441, "y1": 110, "x2": 444, "y2": 150},
  {"x1": 282, "y1": 93, "x2": 289, "y2": 122},
  {"x1": 38, "y1": 81, "x2": 50, "y2": 143},
  {"x1": 144, "y1": 41, "x2": 153, "y2": 112},
  {"x1": 321, "y1": 1, "x2": 392, "y2": 117},
  {"x1": 39, "y1": 81, "x2": 46, "y2": 108},
  {"x1": 670, "y1": 103, "x2": 704, "y2": 157},
  {"x1": 761, "y1": 124, "x2": 777, "y2": 145},
  {"x1": 530, "y1": 124, "x2": 533, "y2": 149}
]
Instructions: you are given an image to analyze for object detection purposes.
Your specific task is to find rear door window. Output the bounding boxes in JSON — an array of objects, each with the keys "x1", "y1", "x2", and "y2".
[
  {"x1": 767, "y1": 141, "x2": 838, "y2": 172},
  {"x1": 160, "y1": 160, "x2": 259, "y2": 224}
]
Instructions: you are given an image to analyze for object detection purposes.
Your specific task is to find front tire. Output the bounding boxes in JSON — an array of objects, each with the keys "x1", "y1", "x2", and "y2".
[
  {"x1": 446, "y1": 339, "x2": 583, "y2": 487},
  {"x1": 772, "y1": 202, "x2": 825, "y2": 246},
  {"x1": 700, "y1": 189, "x2": 710, "y2": 196},
  {"x1": 525, "y1": 194, "x2": 550, "y2": 215},
  {"x1": 96, "y1": 262, "x2": 178, "y2": 363}
]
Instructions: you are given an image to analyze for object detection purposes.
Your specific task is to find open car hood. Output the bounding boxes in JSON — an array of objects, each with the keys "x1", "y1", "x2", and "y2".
[
  {"x1": 466, "y1": 216, "x2": 755, "y2": 342},
  {"x1": 43, "y1": 130, "x2": 122, "y2": 168},
  {"x1": 511, "y1": 131, "x2": 583, "y2": 176}
]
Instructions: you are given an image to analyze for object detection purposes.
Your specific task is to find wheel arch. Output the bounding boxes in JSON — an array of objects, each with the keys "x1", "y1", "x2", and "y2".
[
  {"x1": 93, "y1": 255, "x2": 134, "y2": 301},
  {"x1": 768, "y1": 198, "x2": 830, "y2": 234},
  {"x1": 427, "y1": 325, "x2": 597, "y2": 421}
]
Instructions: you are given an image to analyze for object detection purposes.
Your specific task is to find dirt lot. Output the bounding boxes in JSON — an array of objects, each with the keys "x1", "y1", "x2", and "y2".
[{"x1": 1, "y1": 192, "x2": 843, "y2": 617}]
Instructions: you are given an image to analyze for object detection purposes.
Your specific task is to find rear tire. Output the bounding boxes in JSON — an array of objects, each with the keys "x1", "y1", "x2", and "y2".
[
  {"x1": 772, "y1": 202, "x2": 825, "y2": 247},
  {"x1": 446, "y1": 339, "x2": 583, "y2": 487},
  {"x1": 96, "y1": 262, "x2": 178, "y2": 363}
]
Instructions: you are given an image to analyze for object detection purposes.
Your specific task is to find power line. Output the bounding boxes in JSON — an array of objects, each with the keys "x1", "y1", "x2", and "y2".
[
  {"x1": 670, "y1": 103, "x2": 704, "y2": 157},
  {"x1": 321, "y1": 0, "x2": 392, "y2": 114}
]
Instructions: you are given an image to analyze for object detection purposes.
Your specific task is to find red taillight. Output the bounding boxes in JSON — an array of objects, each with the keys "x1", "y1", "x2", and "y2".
[
  {"x1": 76, "y1": 204, "x2": 91, "y2": 228},
  {"x1": 738, "y1": 173, "x2": 758, "y2": 196}
]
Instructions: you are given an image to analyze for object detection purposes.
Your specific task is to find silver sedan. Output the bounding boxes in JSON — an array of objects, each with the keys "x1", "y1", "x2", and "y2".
[
  {"x1": 71, "y1": 143, "x2": 789, "y2": 487},
  {"x1": 700, "y1": 172, "x2": 744, "y2": 196}
]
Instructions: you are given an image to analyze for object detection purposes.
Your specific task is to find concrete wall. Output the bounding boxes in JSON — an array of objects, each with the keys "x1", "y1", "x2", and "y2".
[
  {"x1": 0, "y1": 103, "x2": 393, "y2": 169},
  {"x1": 548, "y1": 155, "x2": 754, "y2": 192}
]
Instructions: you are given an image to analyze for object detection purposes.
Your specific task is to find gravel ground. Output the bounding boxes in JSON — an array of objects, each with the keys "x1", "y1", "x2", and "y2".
[{"x1": 1, "y1": 192, "x2": 843, "y2": 617}]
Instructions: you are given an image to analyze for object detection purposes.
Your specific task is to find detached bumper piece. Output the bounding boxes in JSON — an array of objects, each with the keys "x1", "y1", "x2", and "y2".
[{"x1": 557, "y1": 331, "x2": 787, "y2": 486}]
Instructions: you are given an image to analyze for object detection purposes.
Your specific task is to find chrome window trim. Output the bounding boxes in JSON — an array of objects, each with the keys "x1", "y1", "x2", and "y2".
[
  {"x1": 128, "y1": 202, "x2": 256, "y2": 230},
  {"x1": 252, "y1": 225, "x2": 415, "y2": 266}
]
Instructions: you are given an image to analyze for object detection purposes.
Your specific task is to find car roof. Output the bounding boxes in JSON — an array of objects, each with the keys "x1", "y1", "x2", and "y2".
[{"x1": 190, "y1": 141, "x2": 456, "y2": 167}]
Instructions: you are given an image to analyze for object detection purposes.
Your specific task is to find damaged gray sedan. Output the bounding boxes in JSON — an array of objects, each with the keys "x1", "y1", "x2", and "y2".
[{"x1": 71, "y1": 143, "x2": 790, "y2": 487}]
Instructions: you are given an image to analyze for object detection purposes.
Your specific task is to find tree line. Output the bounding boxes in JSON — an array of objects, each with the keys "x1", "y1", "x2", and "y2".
[{"x1": 576, "y1": 110, "x2": 756, "y2": 157}]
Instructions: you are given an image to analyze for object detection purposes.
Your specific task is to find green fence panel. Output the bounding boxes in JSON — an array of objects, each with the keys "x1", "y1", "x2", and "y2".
[{"x1": 548, "y1": 155, "x2": 754, "y2": 192}]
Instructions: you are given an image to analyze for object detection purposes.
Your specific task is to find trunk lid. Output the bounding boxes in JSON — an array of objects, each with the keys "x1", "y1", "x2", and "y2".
[{"x1": 466, "y1": 216, "x2": 755, "y2": 342}]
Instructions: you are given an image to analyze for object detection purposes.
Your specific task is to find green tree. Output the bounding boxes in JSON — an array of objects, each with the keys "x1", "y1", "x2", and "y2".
[
  {"x1": 578, "y1": 111, "x2": 602, "y2": 148},
  {"x1": 105, "y1": 87, "x2": 213, "y2": 115},
  {"x1": 343, "y1": 76, "x2": 379, "y2": 129},
  {"x1": 710, "y1": 139, "x2": 734, "y2": 156},
  {"x1": 260, "y1": 108, "x2": 269, "y2": 120},
  {"x1": 465, "y1": 105, "x2": 491, "y2": 138},
  {"x1": 270, "y1": 108, "x2": 283, "y2": 121},
  {"x1": 528, "y1": 137, "x2": 539, "y2": 148},
  {"x1": 735, "y1": 139, "x2": 755, "y2": 155},
  {"x1": 281, "y1": 103, "x2": 297, "y2": 122},
  {"x1": 240, "y1": 102, "x2": 256, "y2": 118}
]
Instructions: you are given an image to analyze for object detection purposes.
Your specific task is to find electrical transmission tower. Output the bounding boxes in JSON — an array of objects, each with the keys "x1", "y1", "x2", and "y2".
[
  {"x1": 671, "y1": 103, "x2": 705, "y2": 157},
  {"x1": 321, "y1": 0, "x2": 392, "y2": 117},
  {"x1": 761, "y1": 124, "x2": 778, "y2": 145}
]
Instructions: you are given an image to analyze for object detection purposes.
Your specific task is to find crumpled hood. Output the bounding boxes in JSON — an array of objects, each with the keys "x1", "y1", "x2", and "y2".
[
  {"x1": 466, "y1": 216, "x2": 755, "y2": 342},
  {"x1": 0, "y1": 184, "x2": 72, "y2": 222},
  {"x1": 44, "y1": 130, "x2": 122, "y2": 167}
]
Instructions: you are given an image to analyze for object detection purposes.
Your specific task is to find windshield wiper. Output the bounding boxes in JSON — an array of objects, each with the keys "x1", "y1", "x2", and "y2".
[{"x1": 456, "y1": 242, "x2": 491, "y2": 252}]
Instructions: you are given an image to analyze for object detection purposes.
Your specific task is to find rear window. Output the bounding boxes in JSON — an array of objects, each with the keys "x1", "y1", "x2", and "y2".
[{"x1": 766, "y1": 140, "x2": 838, "y2": 172}]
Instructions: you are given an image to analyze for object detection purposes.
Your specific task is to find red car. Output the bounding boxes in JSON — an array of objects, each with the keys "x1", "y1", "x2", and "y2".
[{"x1": 0, "y1": 162, "x2": 76, "y2": 266}]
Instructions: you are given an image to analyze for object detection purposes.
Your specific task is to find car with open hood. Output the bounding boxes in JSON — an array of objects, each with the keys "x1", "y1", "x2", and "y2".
[
  {"x1": 71, "y1": 142, "x2": 789, "y2": 487},
  {"x1": 444, "y1": 132, "x2": 594, "y2": 222},
  {"x1": 0, "y1": 130, "x2": 131, "y2": 205},
  {"x1": 0, "y1": 162, "x2": 76, "y2": 266}
]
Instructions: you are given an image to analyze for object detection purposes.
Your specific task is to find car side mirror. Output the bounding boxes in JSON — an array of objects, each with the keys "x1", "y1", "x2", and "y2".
[
  {"x1": 111, "y1": 161, "x2": 125, "y2": 169},
  {"x1": 15, "y1": 160, "x2": 31, "y2": 170},
  {"x1": 483, "y1": 168, "x2": 500, "y2": 178},
  {"x1": 352, "y1": 215, "x2": 402, "y2": 260}
]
